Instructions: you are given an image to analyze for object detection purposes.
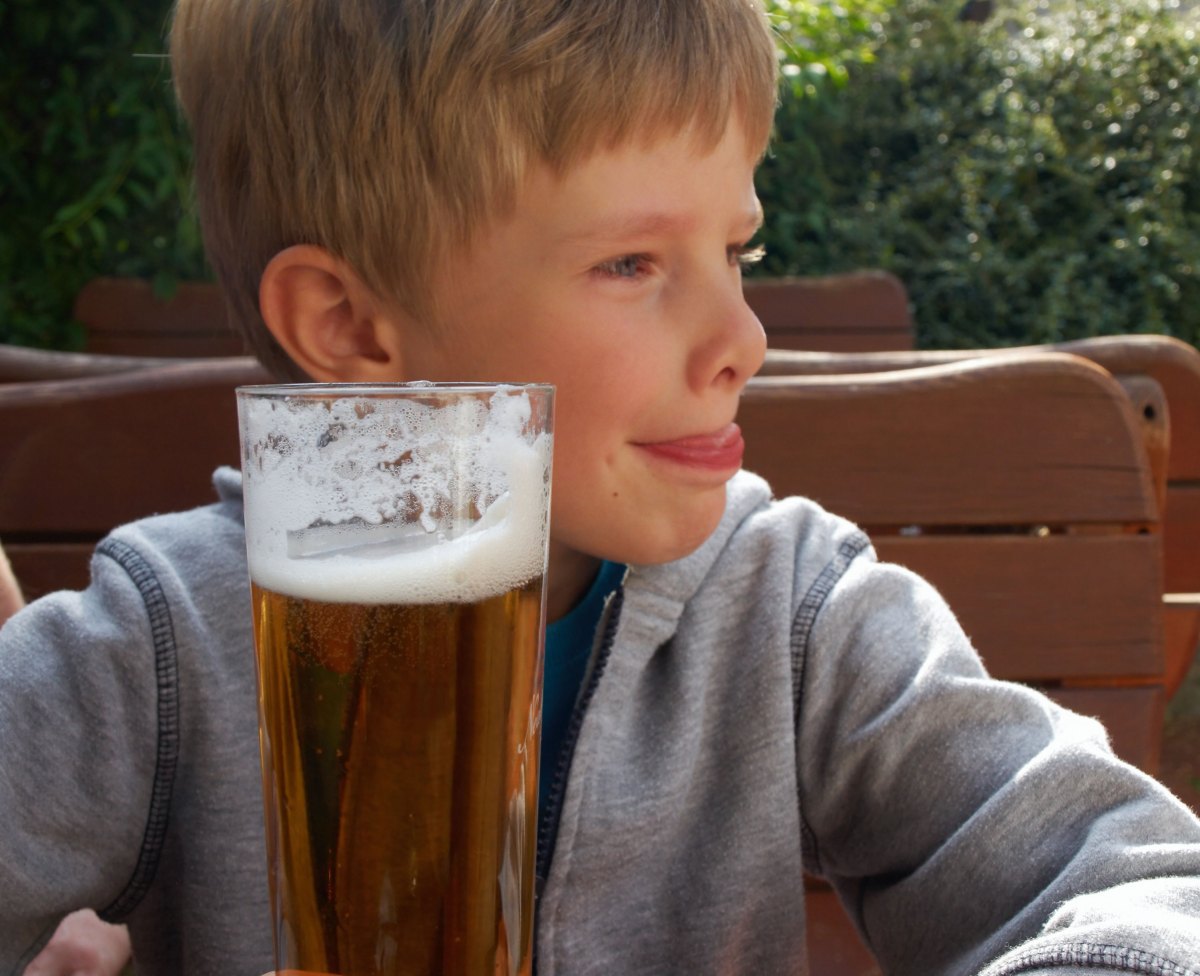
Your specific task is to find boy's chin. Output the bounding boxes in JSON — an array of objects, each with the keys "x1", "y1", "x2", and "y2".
[
  {"x1": 616, "y1": 491, "x2": 728, "y2": 567},
  {"x1": 554, "y1": 481, "x2": 730, "y2": 569}
]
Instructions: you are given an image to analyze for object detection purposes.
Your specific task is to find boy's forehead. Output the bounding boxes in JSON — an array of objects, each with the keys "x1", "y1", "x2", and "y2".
[
  {"x1": 429, "y1": 120, "x2": 765, "y2": 282},
  {"x1": 519, "y1": 125, "x2": 764, "y2": 239}
]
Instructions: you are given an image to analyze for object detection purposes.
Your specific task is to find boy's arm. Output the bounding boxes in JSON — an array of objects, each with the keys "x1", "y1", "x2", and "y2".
[
  {"x1": 0, "y1": 544, "x2": 135, "y2": 974},
  {"x1": 795, "y1": 555, "x2": 1200, "y2": 974},
  {"x1": 0, "y1": 549, "x2": 158, "y2": 970}
]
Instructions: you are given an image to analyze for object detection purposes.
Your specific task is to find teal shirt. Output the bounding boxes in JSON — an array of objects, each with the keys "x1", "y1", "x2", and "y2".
[{"x1": 539, "y1": 561, "x2": 626, "y2": 824}]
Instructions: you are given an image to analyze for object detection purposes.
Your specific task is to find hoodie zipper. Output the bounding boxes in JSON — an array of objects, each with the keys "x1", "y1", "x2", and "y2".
[{"x1": 532, "y1": 584, "x2": 626, "y2": 965}]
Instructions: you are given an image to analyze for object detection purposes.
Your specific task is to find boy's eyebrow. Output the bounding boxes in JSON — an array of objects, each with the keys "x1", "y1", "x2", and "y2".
[
  {"x1": 560, "y1": 205, "x2": 764, "y2": 247},
  {"x1": 559, "y1": 211, "x2": 698, "y2": 246}
]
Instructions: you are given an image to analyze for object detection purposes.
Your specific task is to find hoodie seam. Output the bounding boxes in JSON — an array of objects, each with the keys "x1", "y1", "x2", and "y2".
[
  {"x1": 789, "y1": 531, "x2": 872, "y2": 878},
  {"x1": 93, "y1": 538, "x2": 181, "y2": 923},
  {"x1": 985, "y1": 941, "x2": 1199, "y2": 975}
]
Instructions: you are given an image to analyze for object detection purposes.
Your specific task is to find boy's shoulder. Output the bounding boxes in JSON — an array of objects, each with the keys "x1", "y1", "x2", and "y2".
[
  {"x1": 728, "y1": 471, "x2": 869, "y2": 555},
  {"x1": 97, "y1": 466, "x2": 247, "y2": 599},
  {"x1": 721, "y1": 470, "x2": 874, "y2": 584}
]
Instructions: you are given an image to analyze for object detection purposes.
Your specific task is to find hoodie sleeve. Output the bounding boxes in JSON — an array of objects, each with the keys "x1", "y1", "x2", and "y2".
[
  {"x1": 0, "y1": 542, "x2": 162, "y2": 972},
  {"x1": 793, "y1": 551, "x2": 1200, "y2": 975}
]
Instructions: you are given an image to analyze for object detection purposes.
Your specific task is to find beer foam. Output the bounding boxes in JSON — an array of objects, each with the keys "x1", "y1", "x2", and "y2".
[{"x1": 240, "y1": 387, "x2": 552, "y2": 604}]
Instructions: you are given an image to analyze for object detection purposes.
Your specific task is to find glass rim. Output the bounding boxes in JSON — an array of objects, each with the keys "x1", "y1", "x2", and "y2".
[{"x1": 236, "y1": 381, "x2": 555, "y2": 399}]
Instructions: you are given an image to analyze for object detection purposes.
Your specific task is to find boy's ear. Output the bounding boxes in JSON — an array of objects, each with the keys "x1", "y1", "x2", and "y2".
[{"x1": 259, "y1": 245, "x2": 407, "y2": 382}]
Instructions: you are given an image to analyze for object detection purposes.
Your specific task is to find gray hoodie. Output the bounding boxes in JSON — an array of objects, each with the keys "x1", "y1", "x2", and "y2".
[{"x1": 2, "y1": 468, "x2": 1199, "y2": 974}]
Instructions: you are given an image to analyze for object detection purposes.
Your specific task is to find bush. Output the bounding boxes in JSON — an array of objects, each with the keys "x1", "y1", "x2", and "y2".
[
  {"x1": 765, "y1": 0, "x2": 893, "y2": 88},
  {"x1": 755, "y1": 0, "x2": 1200, "y2": 349},
  {"x1": 0, "y1": 0, "x2": 203, "y2": 349}
]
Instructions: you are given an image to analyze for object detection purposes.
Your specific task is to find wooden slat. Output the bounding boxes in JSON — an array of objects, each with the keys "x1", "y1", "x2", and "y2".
[
  {"x1": 759, "y1": 347, "x2": 959, "y2": 377},
  {"x1": 754, "y1": 351, "x2": 1171, "y2": 523},
  {"x1": 874, "y1": 534, "x2": 1163, "y2": 683},
  {"x1": 1165, "y1": 484, "x2": 1200, "y2": 593},
  {"x1": 741, "y1": 354, "x2": 1157, "y2": 527},
  {"x1": 0, "y1": 359, "x2": 270, "y2": 536},
  {"x1": 759, "y1": 334, "x2": 1200, "y2": 483},
  {"x1": 760, "y1": 329, "x2": 910, "y2": 354},
  {"x1": 73, "y1": 277, "x2": 245, "y2": 358},
  {"x1": 743, "y1": 272, "x2": 913, "y2": 353},
  {"x1": 0, "y1": 343, "x2": 199, "y2": 382}
]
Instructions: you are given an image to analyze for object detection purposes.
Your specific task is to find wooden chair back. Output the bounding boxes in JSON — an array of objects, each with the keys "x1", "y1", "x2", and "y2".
[
  {"x1": 0, "y1": 342, "x2": 194, "y2": 382},
  {"x1": 0, "y1": 357, "x2": 270, "y2": 601},
  {"x1": 742, "y1": 270, "x2": 914, "y2": 352},
  {"x1": 758, "y1": 334, "x2": 1200, "y2": 697},
  {"x1": 73, "y1": 277, "x2": 245, "y2": 358}
]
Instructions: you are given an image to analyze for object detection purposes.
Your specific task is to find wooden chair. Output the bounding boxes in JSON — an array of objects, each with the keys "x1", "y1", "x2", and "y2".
[
  {"x1": 0, "y1": 357, "x2": 270, "y2": 601},
  {"x1": 757, "y1": 334, "x2": 1200, "y2": 699},
  {"x1": 742, "y1": 271, "x2": 914, "y2": 352},
  {"x1": 0, "y1": 342, "x2": 193, "y2": 383},
  {"x1": 72, "y1": 277, "x2": 245, "y2": 358},
  {"x1": 760, "y1": 334, "x2": 1200, "y2": 580},
  {"x1": 739, "y1": 350, "x2": 1170, "y2": 976}
]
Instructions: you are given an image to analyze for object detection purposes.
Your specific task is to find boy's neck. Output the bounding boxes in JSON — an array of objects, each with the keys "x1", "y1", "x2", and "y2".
[{"x1": 546, "y1": 542, "x2": 603, "y2": 623}]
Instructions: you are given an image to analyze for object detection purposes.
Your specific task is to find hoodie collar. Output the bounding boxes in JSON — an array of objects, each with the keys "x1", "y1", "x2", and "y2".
[{"x1": 613, "y1": 470, "x2": 774, "y2": 660}]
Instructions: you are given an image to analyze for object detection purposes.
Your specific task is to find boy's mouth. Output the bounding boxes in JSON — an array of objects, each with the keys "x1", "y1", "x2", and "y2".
[{"x1": 635, "y1": 422, "x2": 745, "y2": 472}]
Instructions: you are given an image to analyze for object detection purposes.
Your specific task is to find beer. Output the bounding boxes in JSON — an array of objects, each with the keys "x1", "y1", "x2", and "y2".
[
  {"x1": 238, "y1": 384, "x2": 553, "y2": 976},
  {"x1": 251, "y1": 577, "x2": 542, "y2": 976}
]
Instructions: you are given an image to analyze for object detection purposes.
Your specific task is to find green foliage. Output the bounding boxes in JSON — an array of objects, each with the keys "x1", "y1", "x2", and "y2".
[
  {"x1": 765, "y1": 0, "x2": 893, "y2": 90},
  {"x1": 755, "y1": 0, "x2": 1200, "y2": 349},
  {"x1": 0, "y1": 0, "x2": 203, "y2": 348}
]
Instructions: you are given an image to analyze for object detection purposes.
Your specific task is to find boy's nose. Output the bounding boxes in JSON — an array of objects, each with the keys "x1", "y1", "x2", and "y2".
[{"x1": 687, "y1": 281, "x2": 767, "y2": 395}]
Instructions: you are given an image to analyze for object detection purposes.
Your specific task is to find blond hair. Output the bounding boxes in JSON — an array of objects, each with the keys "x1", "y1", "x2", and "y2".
[{"x1": 170, "y1": 0, "x2": 779, "y2": 378}]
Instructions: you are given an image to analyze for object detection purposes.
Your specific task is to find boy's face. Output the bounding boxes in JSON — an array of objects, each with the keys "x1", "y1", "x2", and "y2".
[{"x1": 394, "y1": 121, "x2": 767, "y2": 606}]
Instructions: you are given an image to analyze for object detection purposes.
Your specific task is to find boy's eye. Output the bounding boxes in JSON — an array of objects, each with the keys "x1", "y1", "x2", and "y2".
[
  {"x1": 595, "y1": 254, "x2": 650, "y2": 279},
  {"x1": 593, "y1": 244, "x2": 765, "y2": 280},
  {"x1": 730, "y1": 243, "x2": 766, "y2": 268}
]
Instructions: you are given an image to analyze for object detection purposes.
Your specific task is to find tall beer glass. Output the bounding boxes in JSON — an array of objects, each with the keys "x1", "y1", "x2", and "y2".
[{"x1": 237, "y1": 383, "x2": 553, "y2": 976}]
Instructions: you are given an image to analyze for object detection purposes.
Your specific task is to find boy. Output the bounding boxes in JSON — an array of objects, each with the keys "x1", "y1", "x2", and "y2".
[{"x1": 5, "y1": 0, "x2": 1200, "y2": 973}]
